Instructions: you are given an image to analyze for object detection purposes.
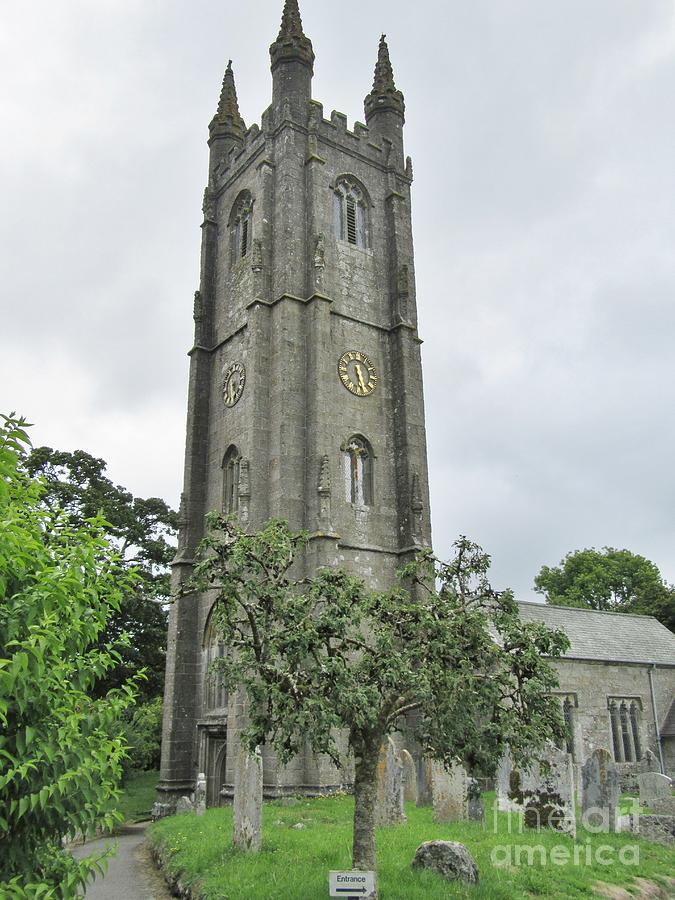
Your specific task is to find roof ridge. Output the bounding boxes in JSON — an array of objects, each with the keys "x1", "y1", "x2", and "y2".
[{"x1": 516, "y1": 599, "x2": 662, "y2": 623}]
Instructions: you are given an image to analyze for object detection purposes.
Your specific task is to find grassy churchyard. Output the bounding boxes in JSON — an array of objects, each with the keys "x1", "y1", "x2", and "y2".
[{"x1": 147, "y1": 793, "x2": 675, "y2": 900}]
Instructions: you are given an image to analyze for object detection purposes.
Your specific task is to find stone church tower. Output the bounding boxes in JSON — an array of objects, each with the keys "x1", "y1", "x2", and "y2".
[{"x1": 157, "y1": 0, "x2": 432, "y2": 809}]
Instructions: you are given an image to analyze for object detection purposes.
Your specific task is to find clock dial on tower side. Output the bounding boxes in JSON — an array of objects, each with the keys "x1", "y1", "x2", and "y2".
[
  {"x1": 338, "y1": 350, "x2": 378, "y2": 397},
  {"x1": 222, "y1": 362, "x2": 246, "y2": 407}
]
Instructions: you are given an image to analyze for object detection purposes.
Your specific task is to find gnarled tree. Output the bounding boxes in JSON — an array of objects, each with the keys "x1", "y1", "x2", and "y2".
[{"x1": 193, "y1": 516, "x2": 569, "y2": 872}]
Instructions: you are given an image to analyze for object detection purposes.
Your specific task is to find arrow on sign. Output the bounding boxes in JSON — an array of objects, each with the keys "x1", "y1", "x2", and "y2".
[{"x1": 335, "y1": 890, "x2": 367, "y2": 895}]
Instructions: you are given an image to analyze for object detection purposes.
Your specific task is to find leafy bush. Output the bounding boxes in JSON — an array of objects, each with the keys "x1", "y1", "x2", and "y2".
[
  {"x1": 122, "y1": 697, "x2": 164, "y2": 772},
  {"x1": 0, "y1": 414, "x2": 137, "y2": 896}
]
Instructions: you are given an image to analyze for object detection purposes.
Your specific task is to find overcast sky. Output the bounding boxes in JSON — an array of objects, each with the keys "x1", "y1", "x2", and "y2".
[{"x1": 2, "y1": 0, "x2": 674, "y2": 599}]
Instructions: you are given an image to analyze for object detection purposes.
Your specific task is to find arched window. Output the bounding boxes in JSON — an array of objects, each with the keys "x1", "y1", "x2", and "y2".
[
  {"x1": 629, "y1": 701, "x2": 642, "y2": 760},
  {"x1": 202, "y1": 611, "x2": 228, "y2": 712},
  {"x1": 561, "y1": 696, "x2": 574, "y2": 758},
  {"x1": 229, "y1": 191, "x2": 253, "y2": 263},
  {"x1": 333, "y1": 178, "x2": 367, "y2": 248},
  {"x1": 343, "y1": 436, "x2": 373, "y2": 506},
  {"x1": 608, "y1": 697, "x2": 641, "y2": 762},
  {"x1": 222, "y1": 446, "x2": 240, "y2": 515}
]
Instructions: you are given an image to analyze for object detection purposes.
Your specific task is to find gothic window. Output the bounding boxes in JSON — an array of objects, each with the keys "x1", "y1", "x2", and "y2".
[
  {"x1": 343, "y1": 435, "x2": 373, "y2": 506},
  {"x1": 630, "y1": 702, "x2": 642, "y2": 760},
  {"x1": 562, "y1": 696, "x2": 574, "y2": 758},
  {"x1": 202, "y1": 612, "x2": 228, "y2": 712},
  {"x1": 555, "y1": 693, "x2": 578, "y2": 761},
  {"x1": 229, "y1": 190, "x2": 253, "y2": 263},
  {"x1": 608, "y1": 698, "x2": 642, "y2": 763},
  {"x1": 333, "y1": 178, "x2": 367, "y2": 248},
  {"x1": 222, "y1": 446, "x2": 240, "y2": 515}
]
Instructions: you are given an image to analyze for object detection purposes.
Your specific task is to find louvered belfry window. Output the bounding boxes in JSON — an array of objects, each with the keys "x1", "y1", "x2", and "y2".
[
  {"x1": 230, "y1": 191, "x2": 253, "y2": 263},
  {"x1": 334, "y1": 179, "x2": 366, "y2": 248}
]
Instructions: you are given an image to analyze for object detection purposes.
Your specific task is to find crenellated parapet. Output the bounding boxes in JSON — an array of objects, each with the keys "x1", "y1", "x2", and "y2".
[{"x1": 210, "y1": 107, "x2": 412, "y2": 192}]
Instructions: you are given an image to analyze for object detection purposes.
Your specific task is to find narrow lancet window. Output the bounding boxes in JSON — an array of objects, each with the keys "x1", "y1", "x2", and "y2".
[
  {"x1": 222, "y1": 446, "x2": 240, "y2": 515},
  {"x1": 203, "y1": 614, "x2": 228, "y2": 712}
]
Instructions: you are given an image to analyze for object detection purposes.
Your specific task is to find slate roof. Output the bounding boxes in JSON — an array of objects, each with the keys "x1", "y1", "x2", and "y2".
[{"x1": 516, "y1": 601, "x2": 675, "y2": 667}]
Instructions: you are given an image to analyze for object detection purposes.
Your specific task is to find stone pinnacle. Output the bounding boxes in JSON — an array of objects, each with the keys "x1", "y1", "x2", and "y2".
[
  {"x1": 270, "y1": 0, "x2": 314, "y2": 71},
  {"x1": 364, "y1": 34, "x2": 405, "y2": 122}
]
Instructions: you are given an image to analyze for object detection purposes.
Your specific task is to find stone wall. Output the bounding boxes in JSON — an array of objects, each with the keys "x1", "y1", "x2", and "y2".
[{"x1": 550, "y1": 658, "x2": 674, "y2": 779}]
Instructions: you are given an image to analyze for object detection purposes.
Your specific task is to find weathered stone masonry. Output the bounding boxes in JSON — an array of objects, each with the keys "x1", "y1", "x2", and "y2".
[{"x1": 157, "y1": 0, "x2": 433, "y2": 809}]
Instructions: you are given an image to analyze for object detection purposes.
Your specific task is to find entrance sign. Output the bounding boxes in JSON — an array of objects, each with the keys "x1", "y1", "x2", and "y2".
[{"x1": 329, "y1": 870, "x2": 376, "y2": 898}]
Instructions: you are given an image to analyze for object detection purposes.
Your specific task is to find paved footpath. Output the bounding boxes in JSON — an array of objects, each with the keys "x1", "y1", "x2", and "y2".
[{"x1": 71, "y1": 823, "x2": 172, "y2": 899}]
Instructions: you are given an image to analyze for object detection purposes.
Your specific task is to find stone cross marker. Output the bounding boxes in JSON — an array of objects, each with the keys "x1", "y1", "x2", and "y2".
[
  {"x1": 581, "y1": 748, "x2": 620, "y2": 832},
  {"x1": 399, "y1": 749, "x2": 418, "y2": 804},
  {"x1": 194, "y1": 772, "x2": 207, "y2": 816},
  {"x1": 374, "y1": 737, "x2": 406, "y2": 826},
  {"x1": 467, "y1": 777, "x2": 485, "y2": 823},
  {"x1": 432, "y1": 761, "x2": 468, "y2": 823},
  {"x1": 638, "y1": 772, "x2": 672, "y2": 806},
  {"x1": 511, "y1": 745, "x2": 576, "y2": 838},
  {"x1": 233, "y1": 745, "x2": 263, "y2": 851}
]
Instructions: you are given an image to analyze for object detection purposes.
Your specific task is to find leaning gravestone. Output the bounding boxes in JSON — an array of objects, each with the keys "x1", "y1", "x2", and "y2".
[
  {"x1": 399, "y1": 749, "x2": 418, "y2": 804},
  {"x1": 374, "y1": 737, "x2": 406, "y2": 826},
  {"x1": 194, "y1": 772, "x2": 207, "y2": 816},
  {"x1": 511, "y1": 745, "x2": 576, "y2": 838},
  {"x1": 432, "y1": 761, "x2": 468, "y2": 823},
  {"x1": 638, "y1": 772, "x2": 672, "y2": 806},
  {"x1": 581, "y1": 748, "x2": 620, "y2": 832},
  {"x1": 233, "y1": 745, "x2": 263, "y2": 851}
]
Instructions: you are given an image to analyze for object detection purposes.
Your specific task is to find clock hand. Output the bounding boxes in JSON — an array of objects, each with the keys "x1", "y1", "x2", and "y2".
[{"x1": 355, "y1": 363, "x2": 367, "y2": 393}]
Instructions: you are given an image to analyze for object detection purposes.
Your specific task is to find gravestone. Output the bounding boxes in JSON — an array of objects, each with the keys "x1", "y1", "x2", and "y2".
[
  {"x1": 399, "y1": 749, "x2": 418, "y2": 804},
  {"x1": 416, "y1": 757, "x2": 433, "y2": 807},
  {"x1": 496, "y1": 748, "x2": 520, "y2": 812},
  {"x1": 467, "y1": 777, "x2": 485, "y2": 823},
  {"x1": 510, "y1": 745, "x2": 576, "y2": 838},
  {"x1": 581, "y1": 748, "x2": 620, "y2": 832},
  {"x1": 233, "y1": 745, "x2": 263, "y2": 851},
  {"x1": 374, "y1": 737, "x2": 406, "y2": 826},
  {"x1": 638, "y1": 772, "x2": 672, "y2": 806},
  {"x1": 194, "y1": 772, "x2": 207, "y2": 816},
  {"x1": 432, "y1": 761, "x2": 468, "y2": 823}
]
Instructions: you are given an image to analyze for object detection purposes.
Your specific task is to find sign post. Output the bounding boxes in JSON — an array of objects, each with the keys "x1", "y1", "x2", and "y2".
[{"x1": 328, "y1": 870, "x2": 376, "y2": 899}]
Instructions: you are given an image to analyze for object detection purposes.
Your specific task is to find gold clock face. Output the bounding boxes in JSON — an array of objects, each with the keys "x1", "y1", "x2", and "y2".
[
  {"x1": 338, "y1": 350, "x2": 378, "y2": 397},
  {"x1": 222, "y1": 362, "x2": 246, "y2": 407}
]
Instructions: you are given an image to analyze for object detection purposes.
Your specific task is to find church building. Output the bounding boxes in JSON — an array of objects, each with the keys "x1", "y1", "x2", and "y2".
[
  {"x1": 157, "y1": 0, "x2": 432, "y2": 810},
  {"x1": 157, "y1": 1, "x2": 674, "y2": 812}
]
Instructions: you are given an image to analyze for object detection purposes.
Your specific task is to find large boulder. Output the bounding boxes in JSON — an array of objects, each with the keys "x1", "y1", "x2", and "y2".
[{"x1": 411, "y1": 840, "x2": 479, "y2": 884}]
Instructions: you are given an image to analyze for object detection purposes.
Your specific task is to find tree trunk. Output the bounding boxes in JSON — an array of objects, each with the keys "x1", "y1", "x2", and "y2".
[{"x1": 351, "y1": 742, "x2": 379, "y2": 872}]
